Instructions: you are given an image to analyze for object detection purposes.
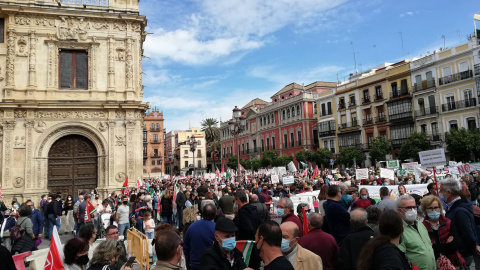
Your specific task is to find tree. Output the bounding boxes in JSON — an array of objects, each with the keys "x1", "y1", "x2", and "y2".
[
  {"x1": 337, "y1": 147, "x2": 364, "y2": 167},
  {"x1": 398, "y1": 132, "x2": 430, "y2": 161},
  {"x1": 226, "y1": 155, "x2": 238, "y2": 170},
  {"x1": 251, "y1": 158, "x2": 262, "y2": 171},
  {"x1": 313, "y1": 148, "x2": 334, "y2": 167},
  {"x1": 446, "y1": 128, "x2": 480, "y2": 161},
  {"x1": 208, "y1": 140, "x2": 221, "y2": 171},
  {"x1": 370, "y1": 137, "x2": 392, "y2": 164},
  {"x1": 261, "y1": 150, "x2": 278, "y2": 167},
  {"x1": 276, "y1": 154, "x2": 293, "y2": 166},
  {"x1": 240, "y1": 159, "x2": 252, "y2": 170},
  {"x1": 200, "y1": 118, "x2": 220, "y2": 144},
  {"x1": 295, "y1": 149, "x2": 312, "y2": 162}
]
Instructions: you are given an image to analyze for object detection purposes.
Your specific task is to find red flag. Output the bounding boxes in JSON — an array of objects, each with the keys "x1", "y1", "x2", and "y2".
[
  {"x1": 44, "y1": 226, "x2": 65, "y2": 270},
  {"x1": 221, "y1": 166, "x2": 224, "y2": 174},
  {"x1": 122, "y1": 176, "x2": 129, "y2": 196},
  {"x1": 157, "y1": 193, "x2": 161, "y2": 213},
  {"x1": 312, "y1": 166, "x2": 319, "y2": 178},
  {"x1": 302, "y1": 208, "x2": 309, "y2": 235},
  {"x1": 85, "y1": 201, "x2": 95, "y2": 222}
]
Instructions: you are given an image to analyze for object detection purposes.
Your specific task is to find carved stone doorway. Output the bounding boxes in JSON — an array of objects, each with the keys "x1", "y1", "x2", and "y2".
[{"x1": 48, "y1": 135, "x2": 98, "y2": 197}]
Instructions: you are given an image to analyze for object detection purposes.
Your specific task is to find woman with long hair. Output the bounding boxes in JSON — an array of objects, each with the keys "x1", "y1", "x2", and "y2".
[
  {"x1": 357, "y1": 210, "x2": 412, "y2": 270},
  {"x1": 132, "y1": 192, "x2": 148, "y2": 233},
  {"x1": 317, "y1": 185, "x2": 329, "y2": 216},
  {"x1": 64, "y1": 195, "x2": 75, "y2": 235},
  {"x1": 64, "y1": 237, "x2": 90, "y2": 270},
  {"x1": 161, "y1": 189, "x2": 173, "y2": 225}
]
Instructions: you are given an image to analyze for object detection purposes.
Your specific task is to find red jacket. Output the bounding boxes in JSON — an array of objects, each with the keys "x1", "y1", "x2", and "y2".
[
  {"x1": 282, "y1": 212, "x2": 303, "y2": 236},
  {"x1": 298, "y1": 228, "x2": 339, "y2": 270},
  {"x1": 422, "y1": 214, "x2": 451, "y2": 244}
]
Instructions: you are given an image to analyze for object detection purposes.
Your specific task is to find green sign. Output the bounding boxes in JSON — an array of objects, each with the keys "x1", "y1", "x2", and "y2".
[
  {"x1": 387, "y1": 160, "x2": 400, "y2": 169},
  {"x1": 396, "y1": 169, "x2": 408, "y2": 177}
]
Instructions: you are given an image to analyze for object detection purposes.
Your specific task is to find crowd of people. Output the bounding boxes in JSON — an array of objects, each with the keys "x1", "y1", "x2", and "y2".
[{"x1": 1, "y1": 167, "x2": 480, "y2": 270}]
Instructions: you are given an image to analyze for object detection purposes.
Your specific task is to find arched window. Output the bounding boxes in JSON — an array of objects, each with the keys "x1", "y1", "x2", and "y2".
[
  {"x1": 282, "y1": 110, "x2": 286, "y2": 120},
  {"x1": 267, "y1": 115, "x2": 270, "y2": 124},
  {"x1": 292, "y1": 107, "x2": 295, "y2": 117},
  {"x1": 297, "y1": 105, "x2": 301, "y2": 116},
  {"x1": 287, "y1": 108, "x2": 291, "y2": 118}
]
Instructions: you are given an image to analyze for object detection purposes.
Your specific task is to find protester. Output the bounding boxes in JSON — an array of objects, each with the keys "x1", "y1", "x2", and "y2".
[
  {"x1": 200, "y1": 217, "x2": 248, "y2": 270},
  {"x1": 0, "y1": 244, "x2": 15, "y2": 270},
  {"x1": 25, "y1": 200, "x2": 43, "y2": 243},
  {"x1": 317, "y1": 185, "x2": 328, "y2": 216},
  {"x1": 398, "y1": 185, "x2": 406, "y2": 196},
  {"x1": 366, "y1": 205, "x2": 382, "y2": 235},
  {"x1": 338, "y1": 208, "x2": 375, "y2": 270},
  {"x1": 153, "y1": 230, "x2": 183, "y2": 270},
  {"x1": 47, "y1": 194, "x2": 62, "y2": 240},
  {"x1": 64, "y1": 237, "x2": 90, "y2": 270},
  {"x1": 279, "y1": 221, "x2": 322, "y2": 269},
  {"x1": 234, "y1": 191, "x2": 259, "y2": 240},
  {"x1": 295, "y1": 203, "x2": 310, "y2": 228},
  {"x1": 132, "y1": 192, "x2": 148, "y2": 233},
  {"x1": 277, "y1": 197, "x2": 303, "y2": 237},
  {"x1": 161, "y1": 189, "x2": 174, "y2": 226},
  {"x1": 219, "y1": 187, "x2": 235, "y2": 220},
  {"x1": 11, "y1": 205, "x2": 35, "y2": 254},
  {"x1": 183, "y1": 203, "x2": 217, "y2": 270},
  {"x1": 116, "y1": 196, "x2": 130, "y2": 239},
  {"x1": 78, "y1": 223, "x2": 98, "y2": 261},
  {"x1": 440, "y1": 178, "x2": 478, "y2": 268},
  {"x1": 78, "y1": 194, "x2": 92, "y2": 235},
  {"x1": 250, "y1": 194, "x2": 270, "y2": 224},
  {"x1": 87, "y1": 239, "x2": 129, "y2": 270},
  {"x1": 255, "y1": 221, "x2": 294, "y2": 270},
  {"x1": 298, "y1": 212, "x2": 338, "y2": 270},
  {"x1": 64, "y1": 195, "x2": 75, "y2": 235},
  {"x1": 322, "y1": 185, "x2": 351, "y2": 244},
  {"x1": 377, "y1": 186, "x2": 397, "y2": 212},
  {"x1": 357, "y1": 210, "x2": 412, "y2": 270},
  {"x1": 104, "y1": 225, "x2": 128, "y2": 269},
  {"x1": 396, "y1": 195, "x2": 436, "y2": 269},
  {"x1": 176, "y1": 185, "x2": 187, "y2": 232},
  {"x1": 143, "y1": 210, "x2": 155, "y2": 239}
]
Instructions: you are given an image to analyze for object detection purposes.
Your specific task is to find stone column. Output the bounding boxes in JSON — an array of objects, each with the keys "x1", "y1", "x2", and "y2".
[
  {"x1": 5, "y1": 29, "x2": 16, "y2": 96},
  {"x1": 125, "y1": 120, "x2": 136, "y2": 179},
  {"x1": 2, "y1": 121, "x2": 16, "y2": 189},
  {"x1": 107, "y1": 36, "x2": 116, "y2": 95},
  {"x1": 108, "y1": 120, "x2": 116, "y2": 185},
  {"x1": 28, "y1": 31, "x2": 36, "y2": 89},
  {"x1": 25, "y1": 120, "x2": 34, "y2": 189},
  {"x1": 125, "y1": 37, "x2": 134, "y2": 99}
]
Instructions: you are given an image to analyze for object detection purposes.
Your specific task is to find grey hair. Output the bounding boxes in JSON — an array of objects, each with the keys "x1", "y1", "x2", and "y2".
[
  {"x1": 396, "y1": 194, "x2": 415, "y2": 208},
  {"x1": 439, "y1": 178, "x2": 461, "y2": 196},
  {"x1": 350, "y1": 208, "x2": 368, "y2": 228},
  {"x1": 90, "y1": 239, "x2": 124, "y2": 266},
  {"x1": 338, "y1": 182, "x2": 348, "y2": 192},
  {"x1": 307, "y1": 212, "x2": 323, "y2": 229},
  {"x1": 281, "y1": 198, "x2": 294, "y2": 212}
]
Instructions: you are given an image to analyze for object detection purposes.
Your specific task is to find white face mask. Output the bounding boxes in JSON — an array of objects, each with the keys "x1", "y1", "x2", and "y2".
[{"x1": 404, "y1": 209, "x2": 417, "y2": 222}]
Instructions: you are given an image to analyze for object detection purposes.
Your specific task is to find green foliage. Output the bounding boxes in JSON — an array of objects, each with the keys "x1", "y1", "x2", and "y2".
[
  {"x1": 240, "y1": 159, "x2": 252, "y2": 170},
  {"x1": 398, "y1": 132, "x2": 430, "y2": 161},
  {"x1": 251, "y1": 158, "x2": 262, "y2": 171},
  {"x1": 314, "y1": 148, "x2": 334, "y2": 167},
  {"x1": 276, "y1": 154, "x2": 293, "y2": 166},
  {"x1": 337, "y1": 147, "x2": 364, "y2": 167},
  {"x1": 226, "y1": 155, "x2": 238, "y2": 170},
  {"x1": 446, "y1": 128, "x2": 480, "y2": 161},
  {"x1": 200, "y1": 118, "x2": 220, "y2": 145},
  {"x1": 370, "y1": 137, "x2": 392, "y2": 163},
  {"x1": 295, "y1": 149, "x2": 312, "y2": 162},
  {"x1": 261, "y1": 150, "x2": 278, "y2": 167}
]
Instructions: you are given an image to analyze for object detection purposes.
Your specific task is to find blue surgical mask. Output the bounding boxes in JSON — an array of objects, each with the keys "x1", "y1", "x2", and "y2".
[
  {"x1": 407, "y1": 181, "x2": 412, "y2": 185},
  {"x1": 277, "y1": 208, "x2": 285, "y2": 217},
  {"x1": 427, "y1": 211, "x2": 440, "y2": 220},
  {"x1": 281, "y1": 238, "x2": 293, "y2": 253},
  {"x1": 345, "y1": 195, "x2": 353, "y2": 202},
  {"x1": 360, "y1": 195, "x2": 367, "y2": 199},
  {"x1": 383, "y1": 182, "x2": 388, "y2": 186},
  {"x1": 474, "y1": 174, "x2": 477, "y2": 178},
  {"x1": 439, "y1": 193, "x2": 446, "y2": 202},
  {"x1": 221, "y1": 237, "x2": 236, "y2": 251}
]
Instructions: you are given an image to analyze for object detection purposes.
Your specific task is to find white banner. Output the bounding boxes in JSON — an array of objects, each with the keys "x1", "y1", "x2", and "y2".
[
  {"x1": 402, "y1": 162, "x2": 419, "y2": 172},
  {"x1": 288, "y1": 161, "x2": 297, "y2": 172},
  {"x1": 282, "y1": 175, "x2": 294, "y2": 185},
  {"x1": 271, "y1": 175, "x2": 279, "y2": 184},
  {"x1": 358, "y1": 184, "x2": 429, "y2": 200},
  {"x1": 355, "y1": 168, "x2": 369, "y2": 180},
  {"x1": 380, "y1": 168, "x2": 394, "y2": 179}
]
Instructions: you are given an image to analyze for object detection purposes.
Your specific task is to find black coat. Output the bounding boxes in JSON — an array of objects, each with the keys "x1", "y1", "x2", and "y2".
[
  {"x1": 338, "y1": 225, "x2": 375, "y2": 270},
  {"x1": 370, "y1": 242, "x2": 412, "y2": 270},
  {"x1": 199, "y1": 241, "x2": 247, "y2": 270},
  {"x1": 234, "y1": 204, "x2": 259, "y2": 241},
  {"x1": 160, "y1": 197, "x2": 173, "y2": 217},
  {"x1": 250, "y1": 202, "x2": 270, "y2": 223},
  {"x1": 176, "y1": 191, "x2": 186, "y2": 209}
]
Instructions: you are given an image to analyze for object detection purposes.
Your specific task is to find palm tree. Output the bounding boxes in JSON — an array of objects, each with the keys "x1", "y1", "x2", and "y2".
[{"x1": 201, "y1": 118, "x2": 220, "y2": 144}]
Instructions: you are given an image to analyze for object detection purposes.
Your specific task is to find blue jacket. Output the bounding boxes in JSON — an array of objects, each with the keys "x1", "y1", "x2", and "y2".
[
  {"x1": 445, "y1": 197, "x2": 477, "y2": 257},
  {"x1": 29, "y1": 209, "x2": 44, "y2": 236},
  {"x1": 183, "y1": 219, "x2": 215, "y2": 270},
  {"x1": 322, "y1": 199, "x2": 352, "y2": 245},
  {"x1": 153, "y1": 196, "x2": 159, "y2": 210}
]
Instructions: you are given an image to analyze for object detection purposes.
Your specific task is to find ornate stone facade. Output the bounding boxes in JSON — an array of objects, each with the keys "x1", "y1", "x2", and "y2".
[{"x1": 0, "y1": 1, "x2": 148, "y2": 203}]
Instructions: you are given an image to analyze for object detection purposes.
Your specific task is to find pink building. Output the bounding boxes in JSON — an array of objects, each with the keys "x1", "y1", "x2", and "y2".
[{"x1": 220, "y1": 81, "x2": 336, "y2": 170}]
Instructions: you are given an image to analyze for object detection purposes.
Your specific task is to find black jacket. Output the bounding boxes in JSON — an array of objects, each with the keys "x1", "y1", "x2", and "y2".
[
  {"x1": 46, "y1": 199, "x2": 61, "y2": 218},
  {"x1": 199, "y1": 241, "x2": 247, "y2": 270},
  {"x1": 370, "y1": 242, "x2": 412, "y2": 270},
  {"x1": 176, "y1": 191, "x2": 186, "y2": 209},
  {"x1": 250, "y1": 202, "x2": 270, "y2": 223},
  {"x1": 338, "y1": 225, "x2": 375, "y2": 270},
  {"x1": 160, "y1": 197, "x2": 173, "y2": 217},
  {"x1": 234, "y1": 204, "x2": 259, "y2": 241},
  {"x1": 445, "y1": 197, "x2": 477, "y2": 257}
]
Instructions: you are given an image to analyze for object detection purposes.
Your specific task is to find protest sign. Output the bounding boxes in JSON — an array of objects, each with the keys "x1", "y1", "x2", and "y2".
[
  {"x1": 387, "y1": 160, "x2": 400, "y2": 169},
  {"x1": 356, "y1": 168, "x2": 369, "y2": 179},
  {"x1": 282, "y1": 175, "x2": 294, "y2": 185},
  {"x1": 419, "y1": 149, "x2": 446, "y2": 167},
  {"x1": 359, "y1": 184, "x2": 429, "y2": 200},
  {"x1": 402, "y1": 162, "x2": 419, "y2": 172},
  {"x1": 271, "y1": 175, "x2": 279, "y2": 184},
  {"x1": 380, "y1": 168, "x2": 394, "y2": 179},
  {"x1": 396, "y1": 169, "x2": 409, "y2": 177}
]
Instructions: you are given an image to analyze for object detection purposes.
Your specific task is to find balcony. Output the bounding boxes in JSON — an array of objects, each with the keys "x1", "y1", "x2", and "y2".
[
  {"x1": 151, "y1": 140, "x2": 161, "y2": 144},
  {"x1": 390, "y1": 89, "x2": 411, "y2": 99},
  {"x1": 415, "y1": 106, "x2": 438, "y2": 118},
  {"x1": 59, "y1": 0, "x2": 108, "y2": 6},
  {"x1": 413, "y1": 80, "x2": 436, "y2": 92},
  {"x1": 338, "y1": 103, "x2": 346, "y2": 110},
  {"x1": 319, "y1": 129, "x2": 336, "y2": 137},
  {"x1": 321, "y1": 111, "x2": 333, "y2": 117},
  {"x1": 374, "y1": 93, "x2": 384, "y2": 101},
  {"x1": 339, "y1": 143, "x2": 364, "y2": 151},
  {"x1": 362, "y1": 96, "x2": 371, "y2": 104},
  {"x1": 375, "y1": 114, "x2": 387, "y2": 124},
  {"x1": 151, "y1": 154, "x2": 161, "y2": 158},
  {"x1": 439, "y1": 70, "x2": 473, "y2": 86},
  {"x1": 150, "y1": 128, "x2": 161, "y2": 132},
  {"x1": 363, "y1": 116, "x2": 373, "y2": 125},
  {"x1": 391, "y1": 138, "x2": 408, "y2": 148},
  {"x1": 348, "y1": 101, "x2": 357, "y2": 108},
  {"x1": 427, "y1": 133, "x2": 443, "y2": 143},
  {"x1": 389, "y1": 112, "x2": 413, "y2": 122},
  {"x1": 338, "y1": 120, "x2": 360, "y2": 130},
  {"x1": 441, "y1": 98, "x2": 477, "y2": 112},
  {"x1": 475, "y1": 64, "x2": 480, "y2": 76}
]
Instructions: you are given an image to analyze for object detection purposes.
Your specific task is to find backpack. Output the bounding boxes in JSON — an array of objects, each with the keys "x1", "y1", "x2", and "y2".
[{"x1": 10, "y1": 218, "x2": 27, "y2": 242}]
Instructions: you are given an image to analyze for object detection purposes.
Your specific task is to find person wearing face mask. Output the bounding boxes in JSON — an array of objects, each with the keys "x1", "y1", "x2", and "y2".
[
  {"x1": 116, "y1": 196, "x2": 130, "y2": 239},
  {"x1": 133, "y1": 192, "x2": 149, "y2": 233},
  {"x1": 152, "y1": 230, "x2": 183, "y2": 270},
  {"x1": 64, "y1": 195, "x2": 75, "y2": 235},
  {"x1": 396, "y1": 194, "x2": 435, "y2": 270},
  {"x1": 254, "y1": 221, "x2": 294, "y2": 270},
  {"x1": 439, "y1": 178, "x2": 479, "y2": 269},
  {"x1": 64, "y1": 237, "x2": 90, "y2": 270},
  {"x1": 420, "y1": 195, "x2": 466, "y2": 268},
  {"x1": 46, "y1": 194, "x2": 62, "y2": 240},
  {"x1": 322, "y1": 185, "x2": 351, "y2": 244},
  {"x1": 87, "y1": 239, "x2": 131, "y2": 270},
  {"x1": 351, "y1": 188, "x2": 373, "y2": 210},
  {"x1": 200, "y1": 217, "x2": 248, "y2": 270},
  {"x1": 279, "y1": 221, "x2": 322, "y2": 269},
  {"x1": 377, "y1": 186, "x2": 397, "y2": 212},
  {"x1": 295, "y1": 203, "x2": 310, "y2": 229},
  {"x1": 175, "y1": 185, "x2": 187, "y2": 232}
]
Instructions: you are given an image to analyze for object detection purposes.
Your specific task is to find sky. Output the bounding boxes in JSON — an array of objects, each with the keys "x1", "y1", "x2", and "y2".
[{"x1": 139, "y1": 0, "x2": 480, "y2": 132}]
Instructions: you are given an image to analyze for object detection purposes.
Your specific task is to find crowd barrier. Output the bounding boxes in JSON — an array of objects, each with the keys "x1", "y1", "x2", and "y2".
[{"x1": 126, "y1": 228, "x2": 149, "y2": 270}]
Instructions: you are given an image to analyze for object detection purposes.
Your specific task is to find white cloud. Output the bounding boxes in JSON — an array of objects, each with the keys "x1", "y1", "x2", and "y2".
[
  {"x1": 142, "y1": 0, "x2": 348, "y2": 66},
  {"x1": 247, "y1": 64, "x2": 346, "y2": 85},
  {"x1": 400, "y1": 11, "x2": 414, "y2": 17}
]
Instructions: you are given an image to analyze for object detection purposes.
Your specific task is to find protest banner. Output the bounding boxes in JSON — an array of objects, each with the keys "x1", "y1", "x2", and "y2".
[
  {"x1": 271, "y1": 175, "x2": 279, "y2": 184},
  {"x1": 419, "y1": 148, "x2": 446, "y2": 167},
  {"x1": 387, "y1": 160, "x2": 400, "y2": 169},
  {"x1": 359, "y1": 184, "x2": 429, "y2": 200},
  {"x1": 282, "y1": 175, "x2": 294, "y2": 185},
  {"x1": 396, "y1": 169, "x2": 409, "y2": 177},
  {"x1": 380, "y1": 168, "x2": 394, "y2": 179},
  {"x1": 355, "y1": 168, "x2": 369, "y2": 180},
  {"x1": 402, "y1": 162, "x2": 419, "y2": 172}
]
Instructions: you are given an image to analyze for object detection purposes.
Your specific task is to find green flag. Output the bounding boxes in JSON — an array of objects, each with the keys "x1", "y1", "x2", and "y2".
[{"x1": 226, "y1": 167, "x2": 230, "y2": 179}]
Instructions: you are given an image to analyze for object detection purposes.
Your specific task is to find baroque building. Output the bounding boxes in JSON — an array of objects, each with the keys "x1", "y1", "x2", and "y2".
[
  {"x1": 143, "y1": 108, "x2": 164, "y2": 178},
  {"x1": 0, "y1": 0, "x2": 148, "y2": 202}
]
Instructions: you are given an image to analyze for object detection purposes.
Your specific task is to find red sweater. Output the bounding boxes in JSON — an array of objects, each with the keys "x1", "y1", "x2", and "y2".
[
  {"x1": 281, "y1": 212, "x2": 303, "y2": 236},
  {"x1": 298, "y1": 228, "x2": 339, "y2": 270}
]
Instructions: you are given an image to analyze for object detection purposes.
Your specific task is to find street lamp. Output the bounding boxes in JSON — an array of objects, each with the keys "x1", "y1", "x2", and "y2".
[
  {"x1": 190, "y1": 135, "x2": 198, "y2": 177},
  {"x1": 229, "y1": 106, "x2": 246, "y2": 182}
]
